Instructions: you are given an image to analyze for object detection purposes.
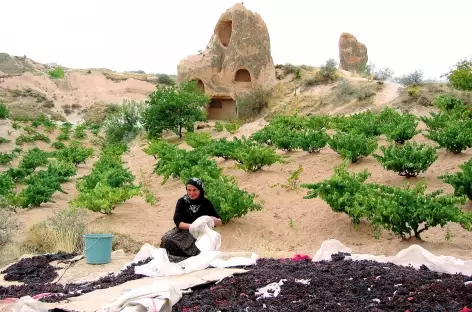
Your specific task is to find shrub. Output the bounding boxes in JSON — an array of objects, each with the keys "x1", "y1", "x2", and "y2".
[
  {"x1": 184, "y1": 132, "x2": 213, "y2": 148},
  {"x1": 0, "y1": 100, "x2": 9, "y2": 119},
  {"x1": 236, "y1": 87, "x2": 272, "y2": 120},
  {"x1": 231, "y1": 139, "x2": 288, "y2": 172},
  {"x1": 373, "y1": 141, "x2": 438, "y2": 178},
  {"x1": 48, "y1": 66, "x2": 65, "y2": 79},
  {"x1": 439, "y1": 158, "x2": 472, "y2": 200},
  {"x1": 0, "y1": 152, "x2": 15, "y2": 165},
  {"x1": 443, "y1": 58, "x2": 472, "y2": 91},
  {"x1": 314, "y1": 59, "x2": 338, "y2": 84},
  {"x1": 71, "y1": 144, "x2": 140, "y2": 214},
  {"x1": 297, "y1": 129, "x2": 330, "y2": 153},
  {"x1": 74, "y1": 124, "x2": 87, "y2": 139},
  {"x1": 198, "y1": 176, "x2": 262, "y2": 223},
  {"x1": 103, "y1": 100, "x2": 146, "y2": 144},
  {"x1": 333, "y1": 111, "x2": 382, "y2": 138},
  {"x1": 156, "y1": 73, "x2": 174, "y2": 86},
  {"x1": 329, "y1": 131, "x2": 378, "y2": 163},
  {"x1": 51, "y1": 141, "x2": 66, "y2": 149},
  {"x1": 302, "y1": 163, "x2": 471, "y2": 240},
  {"x1": 214, "y1": 121, "x2": 224, "y2": 132},
  {"x1": 0, "y1": 209, "x2": 17, "y2": 247},
  {"x1": 224, "y1": 121, "x2": 241, "y2": 134},
  {"x1": 425, "y1": 118, "x2": 472, "y2": 154},
  {"x1": 25, "y1": 207, "x2": 86, "y2": 253},
  {"x1": 378, "y1": 108, "x2": 420, "y2": 144},
  {"x1": 143, "y1": 80, "x2": 210, "y2": 138},
  {"x1": 373, "y1": 68, "x2": 394, "y2": 81},
  {"x1": 434, "y1": 95, "x2": 466, "y2": 112},
  {"x1": 0, "y1": 173, "x2": 15, "y2": 196},
  {"x1": 396, "y1": 70, "x2": 424, "y2": 86}
]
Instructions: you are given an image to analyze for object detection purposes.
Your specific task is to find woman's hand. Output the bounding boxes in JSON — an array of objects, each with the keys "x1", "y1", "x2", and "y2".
[{"x1": 211, "y1": 217, "x2": 222, "y2": 227}]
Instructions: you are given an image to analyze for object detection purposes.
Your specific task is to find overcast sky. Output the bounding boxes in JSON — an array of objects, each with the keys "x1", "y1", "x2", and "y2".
[{"x1": 1, "y1": 0, "x2": 471, "y2": 80}]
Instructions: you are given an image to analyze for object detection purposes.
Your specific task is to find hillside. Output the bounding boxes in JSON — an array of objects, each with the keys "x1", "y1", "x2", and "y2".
[{"x1": 0, "y1": 53, "x2": 164, "y2": 123}]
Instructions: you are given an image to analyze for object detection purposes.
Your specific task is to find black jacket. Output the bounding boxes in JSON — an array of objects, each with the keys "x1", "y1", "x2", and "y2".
[{"x1": 173, "y1": 196, "x2": 221, "y2": 228}]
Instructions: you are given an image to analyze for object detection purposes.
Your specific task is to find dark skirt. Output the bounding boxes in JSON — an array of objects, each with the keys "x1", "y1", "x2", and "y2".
[{"x1": 160, "y1": 227, "x2": 200, "y2": 260}]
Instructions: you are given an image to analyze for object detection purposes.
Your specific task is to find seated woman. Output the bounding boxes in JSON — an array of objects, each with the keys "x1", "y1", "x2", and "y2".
[{"x1": 160, "y1": 177, "x2": 222, "y2": 259}]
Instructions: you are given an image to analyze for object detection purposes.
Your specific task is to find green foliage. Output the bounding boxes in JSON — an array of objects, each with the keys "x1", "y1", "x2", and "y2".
[
  {"x1": 57, "y1": 123, "x2": 72, "y2": 141},
  {"x1": 329, "y1": 131, "x2": 378, "y2": 163},
  {"x1": 184, "y1": 132, "x2": 213, "y2": 148},
  {"x1": 147, "y1": 138, "x2": 264, "y2": 223},
  {"x1": 302, "y1": 163, "x2": 471, "y2": 239},
  {"x1": 434, "y1": 95, "x2": 466, "y2": 112},
  {"x1": 153, "y1": 145, "x2": 220, "y2": 184},
  {"x1": 235, "y1": 88, "x2": 272, "y2": 120},
  {"x1": 373, "y1": 142, "x2": 438, "y2": 178},
  {"x1": 73, "y1": 124, "x2": 87, "y2": 139},
  {"x1": 54, "y1": 141, "x2": 94, "y2": 166},
  {"x1": 302, "y1": 162, "x2": 370, "y2": 224},
  {"x1": 0, "y1": 100, "x2": 9, "y2": 119},
  {"x1": 0, "y1": 152, "x2": 15, "y2": 165},
  {"x1": 0, "y1": 173, "x2": 15, "y2": 196},
  {"x1": 71, "y1": 143, "x2": 140, "y2": 214},
  {"x1": 314, "y1": 59, "x2": 339, "y2": 84},
  {"x1": 16, "y1": 167, "x2": 68, "y2": 208},
  {"x1": 71, "y1": 183, "x2": 140, "y2": 214},
  {"x1": 12, "y1": 122, "x2": 20, "y2": 130},
  {"x1": 0, "y1": 137, "x2": 10, "y2": 144},
  {"x1": 143, "y1": 80, "x2": 210, "y2": 138},
  {"x1": 297, "y1": 129, "x2": 329, "y2": 153},
  {"x1": 439, "y1": 158, "x2": 472, "y2": 200},
  {"x1": 19, "y1": 147, "x2": 50, "y2": 171},
  {"x1": 48, "y1": 66, "x2": 65, "y2": 79},
  {"x1": 224, "y1": 121, "x2": 240, "y2": 134},
  {"x1": 232, "y1": 140, "x2": 288, "y2": 172},
  {"x1": 425, "y1": 118, "x2": 472, "y2": 154},
  {"x1": 378, "y1": 108, "x2": 420, "y2": 144},
  {"x1": 214, "y1": 122, "x2": 224, "y2": 132},
  {"x1": 51, "y1": 141, "x2": 66, "y2": 149},
  {"x1": 15, "y1": 133, "x2": 50, "y2": 145},
  {"x1": 333, "y1": 111, "x2": 382, "y2": 138},
  {"x1": 201, "y1": 137, "x2": 245, "y2": 160},
  {"x1": 156, "y1": 73, "x2": 174, "y2": 86},
  {"x1": 443, "y1": 59, "x2": 472, "y2": 91},
  {"x1": 200, "y1": 176, "x2": 262, "y2": 223},
  {"x1": 103, "y1": 100, "x2": 146, "y2": 144}
]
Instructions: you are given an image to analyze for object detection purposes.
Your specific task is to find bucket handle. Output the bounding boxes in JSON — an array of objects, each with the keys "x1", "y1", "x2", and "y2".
[{"x1": 84, "y1": 236, "x2": 102, "y2": 252}]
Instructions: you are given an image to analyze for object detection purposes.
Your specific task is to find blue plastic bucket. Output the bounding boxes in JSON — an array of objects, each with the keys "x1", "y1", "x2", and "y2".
[{"x1": 83, "y1": 233, "x2": 113, "y2": 264}]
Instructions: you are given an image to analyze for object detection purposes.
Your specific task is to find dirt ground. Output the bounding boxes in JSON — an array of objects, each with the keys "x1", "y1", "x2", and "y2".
[
  {"x1": 1, "y1": 70, "x2": 472, "y2": 280},
  {"x1": 4, "y1": 120, "x2": 471, "y2": 267}
]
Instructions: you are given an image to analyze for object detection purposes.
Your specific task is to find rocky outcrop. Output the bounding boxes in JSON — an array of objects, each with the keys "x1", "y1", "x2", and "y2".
[
  {"x1": 177, "y1": 3, "x2": 276, "y2": 120},
  {"x1": 338, "y1": 33, "x2": 368, "y2": 73}
]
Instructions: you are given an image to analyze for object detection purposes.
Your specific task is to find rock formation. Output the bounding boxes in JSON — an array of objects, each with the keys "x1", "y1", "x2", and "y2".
[
  {"x1": 338, "y1": 33, "x2": 368, "y2": 73},
  {"x1": 177, "y1": 3, "x2": 276, "y2": 121}
]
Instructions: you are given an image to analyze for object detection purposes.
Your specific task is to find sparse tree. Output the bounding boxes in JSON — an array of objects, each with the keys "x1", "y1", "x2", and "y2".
[{"x1": 142, "y1": 80, "x2": 210, "y2": 138}]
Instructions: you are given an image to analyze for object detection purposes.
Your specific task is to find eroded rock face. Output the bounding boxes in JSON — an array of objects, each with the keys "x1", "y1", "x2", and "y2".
[
  {"x1": 338, "y1": 32, "x2": 368, "y2": 73},
  {"x1": 177, "y1": 3, "x2": 276, "y2": 120}
]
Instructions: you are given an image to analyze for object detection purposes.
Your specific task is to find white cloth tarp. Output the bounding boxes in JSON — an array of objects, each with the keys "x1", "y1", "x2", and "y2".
[
  {"x1": 98, "y1": 282, "x2": 182, "y2": 312},
  {"x1": 133, "y1": 216, "x2": 258, "y2": 278},
  {"x1": 312, "y1": 239, "x2": 472, "y2": 276}
]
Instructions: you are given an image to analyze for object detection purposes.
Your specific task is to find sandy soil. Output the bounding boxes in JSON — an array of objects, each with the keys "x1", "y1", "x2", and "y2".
[
  {"x1": 83, "y1": 122, "x2": 472, "y2": 261},
  {"x1": 2, "y1": 113, "x2": 472, "y2": 264}
]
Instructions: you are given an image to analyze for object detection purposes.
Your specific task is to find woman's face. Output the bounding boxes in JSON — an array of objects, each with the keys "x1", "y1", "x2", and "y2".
[{"x1": 186, "y1": 184, "x2": 200, "y2": 200}]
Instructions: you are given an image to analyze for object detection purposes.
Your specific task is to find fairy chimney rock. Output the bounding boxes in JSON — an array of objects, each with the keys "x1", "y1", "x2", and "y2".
[
  {"x1": 177, "y1": 3, "x2": 276, "y2": 120},
  {"x1": 338, "y1": 32, "x2": 368, "y2": 73}
]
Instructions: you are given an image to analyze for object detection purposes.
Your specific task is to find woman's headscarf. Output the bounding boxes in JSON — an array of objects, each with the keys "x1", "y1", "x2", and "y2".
[{"x1": 183, "y1": 177, "x2": 205, "y2": 215}]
